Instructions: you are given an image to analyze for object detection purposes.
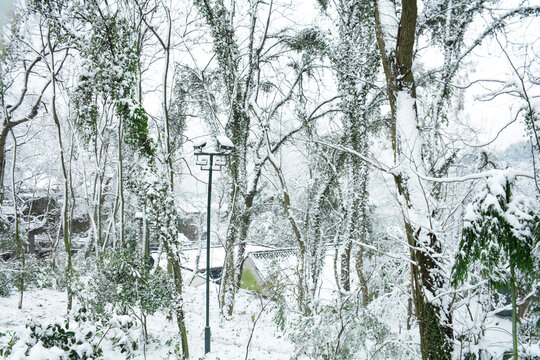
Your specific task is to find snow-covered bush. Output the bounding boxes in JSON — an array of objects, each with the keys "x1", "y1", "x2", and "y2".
[
  {"x1": 6, "y1": 316, "x2": 102, "y2": 359},
  {"x1": 0, "y1": 331, "x2": 19, "y2": 357},
  {"x1": 34, "y1": 260, "x2": 66, "y2": 290},
  {"x1": 3, "y1": 307, "x2": 140, "y2": 359},
  {"x1": 287, "y1": 297, "x2": 398, "y2": 360},
  {"x1": 0, "y1": 254, "x2": 46, "y2": 297},
  {"x1": 78, "y1": 250, "x2": 174, "y2": 318},
  {"x1": 0, "y1": 262, "x2": 15, "y2": 297}
]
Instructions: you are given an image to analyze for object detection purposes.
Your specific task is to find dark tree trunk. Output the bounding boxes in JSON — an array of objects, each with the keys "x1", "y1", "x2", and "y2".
[{"x1": 374, "y1": 0, "x2": 454, "y2": 358}]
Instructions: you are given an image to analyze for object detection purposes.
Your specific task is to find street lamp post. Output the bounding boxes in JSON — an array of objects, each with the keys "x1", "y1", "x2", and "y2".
[{"x1": 193, "y1": 136, "x2": 234, "y2": 355}]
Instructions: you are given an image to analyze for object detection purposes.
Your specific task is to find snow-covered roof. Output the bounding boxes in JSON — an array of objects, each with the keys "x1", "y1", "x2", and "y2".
[
  {"x1": 246, "y1": 247, "x2": 338, "y2": 300},
  {"x1": 153, "y1": 243, "x2": 274, "y2": 271}
]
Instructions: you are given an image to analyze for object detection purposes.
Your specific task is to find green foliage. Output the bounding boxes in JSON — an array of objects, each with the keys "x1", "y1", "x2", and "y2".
[
  {"x1": 57, "y1": 1, "x2": 154, "y2": 156},
  {"x1": 3, "y1": 308, "x2": 139, "y2": 359},
  {"x1": 284, "y1": 27, "x2": 327, "y2": 55},
  {"x1": 0, "y1": 218, "x2": 16, "y2": 297},
  {"x1": 79, "y1": 250, "x2": 174, "y2": 318},
  {"x1": 116, "y1": 103, "x2": 154, "y2": 156},
  {"x1": 29, "y1": 0, "x2": 67, "y2": 17},
  {"x1": 240, "y1": 269, "x2": 261, "y2": 293},
  {"x1": 23, "y1": 317, "x2": 102, "y2": 359},
  {"x1": 0, "y1": 270, "x2": 11, "y2": 297},
  {"x1": 316, "y1": 0, "x2": 329, "y2": 11},
  {"x1": 0, "y1": 217, "x2": 16, "y2": 253},
  {"x1": 0, "y1": 331, "x2": 19, "y2": 357},
  {"x1": 452, "y1": 173, "x2": 540, "y2": 289},
  {"x1": 524, "y1": 109, "x2": 540, "y2": 151},
  {"x1": 142, "y1": 167, "x2": 179, "y2": 248}
]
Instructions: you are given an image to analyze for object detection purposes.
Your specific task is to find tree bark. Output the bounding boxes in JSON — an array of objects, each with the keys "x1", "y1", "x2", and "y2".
[
  {"x1": 510, "y1": 261, "x2": 518, "y2": 360},
  {"x1": 48, "y1": 32, "x2": 73, "y2": 312},
  {"x1": 10, "y1": 129, "x2": 24, "y2": 309},
  {"x1": 374, "y1": 1, "x2": 453, "y2": 358},
  {"x1": 163, "y1": 241, "x2": 190, "y2": 359}
]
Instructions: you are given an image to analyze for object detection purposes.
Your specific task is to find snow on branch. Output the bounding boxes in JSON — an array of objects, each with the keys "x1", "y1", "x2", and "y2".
[
  {"x1": 313, "y1": 140, "x2": 392, "y2": 175},
  {"x1": 376, "y1": 0, "x2": 398, "y2": 55},
  {"x1": 410, "y1": 168, "x2": 534, "y2": 184}
]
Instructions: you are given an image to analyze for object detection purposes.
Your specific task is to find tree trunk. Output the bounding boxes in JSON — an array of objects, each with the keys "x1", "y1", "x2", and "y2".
[
  {"x1": 0, "y1": 127, "x2": 9, "y2": 204},
  {"x1": 10, "y1": 130, "x2": 24, "y2": 309},
  {"x1": 117, "y1": 118, "x2": 125, "y2": 248},
  {"x1": 340, "y1": 242, "x2": 351, "y2": 292},
  {"x1": 510, "y1": 262, "x2": 518, "y2": 360},
  {"x1": 48, "y1": 31, "x2": 72, "y2": 312},
  {"x1": 163, "y1": 241, "x2": 190, "y2": 359},
  {"x1": 374, "y1": 1, "x2": 453, "y2": 358},
  {"x1": 356, "y1": 248, "x2": 369, "y2": 306}
]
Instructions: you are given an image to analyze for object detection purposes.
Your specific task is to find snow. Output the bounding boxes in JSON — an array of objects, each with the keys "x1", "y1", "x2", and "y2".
[
  {"x1": 0, "y1": 287, "x2": 294, "y2": 360},
  {"x1": 192, "y1": 137, "x2": 208, "y2": 149},
  {"x1": 396, "y1": 91, "x2": 420, "y2": 167},
  {"x1": 21, "y1": 341, "x2": 65, "y2": 360},
  {"x1": 216, "y1": 135, "x2": 234, "y2": 149},
  {"x1": 463, "y1": 203, "x2": 480, "y2": 225},
  {"x1": 191, "y1": 136, "x2": 234, "y2": 154},
  {"x1": 376, "y1": 0, "x2": 398, "y2": 55}
]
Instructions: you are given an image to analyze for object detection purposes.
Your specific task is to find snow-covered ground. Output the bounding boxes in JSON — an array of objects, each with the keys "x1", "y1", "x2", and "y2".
[
  {"x1": 0, "y1": 286, "x2": 293, "y2": 359},
  {"x1": 1, "y1": 284, "x2": 538, "y2": 359}
]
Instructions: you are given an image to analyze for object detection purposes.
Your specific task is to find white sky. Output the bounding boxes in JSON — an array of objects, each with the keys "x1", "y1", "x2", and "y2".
[
  {"x1": 0, "y1": 0, "x2": 14, "y2": 26},
  {"x1": 463, "y1": 9, "x2": 540, "y2": 150}
]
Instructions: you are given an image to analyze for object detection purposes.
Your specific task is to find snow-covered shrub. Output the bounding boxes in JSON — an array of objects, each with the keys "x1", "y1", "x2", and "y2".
[
  {"x1": 74, "y1": 307, "x2": 139, "y2": 358},
  {"x1": 288, "y1": 297, "x2": 398, "y2": 359},
  {"x1": 104, "y1": 314, "x2": 139, "y2": 356},
  {"x1": 78, "y1": 250, "x2": 174, "y2": 318},
  {"x1": 7, "y1": 317, "x2": 102, "y2": 359},
  {"x1": 0, "y1": 254, "x2": 44, "y2": 297},
  {"x1": 4, "y1": 307, "x2": 140, "y2": 359},
  {"x1": 35, "y1": 260, "x2": 65, "y2": 290},
  {"x1": 47, "y1": 251, "x2": 80, "y2": 292},
  {"x1": 0, "y1": 262, "x2": 15, "y2": 297},
  {"x1": 0, "y1": 331, "x2": 19, "y2": 357}
]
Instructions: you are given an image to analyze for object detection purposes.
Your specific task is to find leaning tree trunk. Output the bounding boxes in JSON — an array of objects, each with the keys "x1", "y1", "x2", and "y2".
[{"x1": 374, "y1": 0, "x2": 453, "y2": 358}]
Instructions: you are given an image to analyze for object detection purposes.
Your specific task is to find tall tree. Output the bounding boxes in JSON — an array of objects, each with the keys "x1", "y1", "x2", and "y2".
[
  {"x1": 133, "y1": 1, "x2": 191, "y2": 355},
  {"x1": 370, "y1": 1, "x2": 540, "y2": 358},
  {"x1": 325, "y1": 0, "x2": 379, "y2": 298},
  {"x1": 193, "y1": 0, "x2": 325, "y2": 315},
  {"x1": 374, "y1": 0, "x2": 454, "y2": 357}
]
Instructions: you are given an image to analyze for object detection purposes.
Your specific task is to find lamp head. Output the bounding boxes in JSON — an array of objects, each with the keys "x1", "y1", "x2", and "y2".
[
  {"x1": 216, "y1": 135, "x2": 234, "y2": 154},
  {"x1": 193, "y1": 138, "x2": 207, "y2": 153}
]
